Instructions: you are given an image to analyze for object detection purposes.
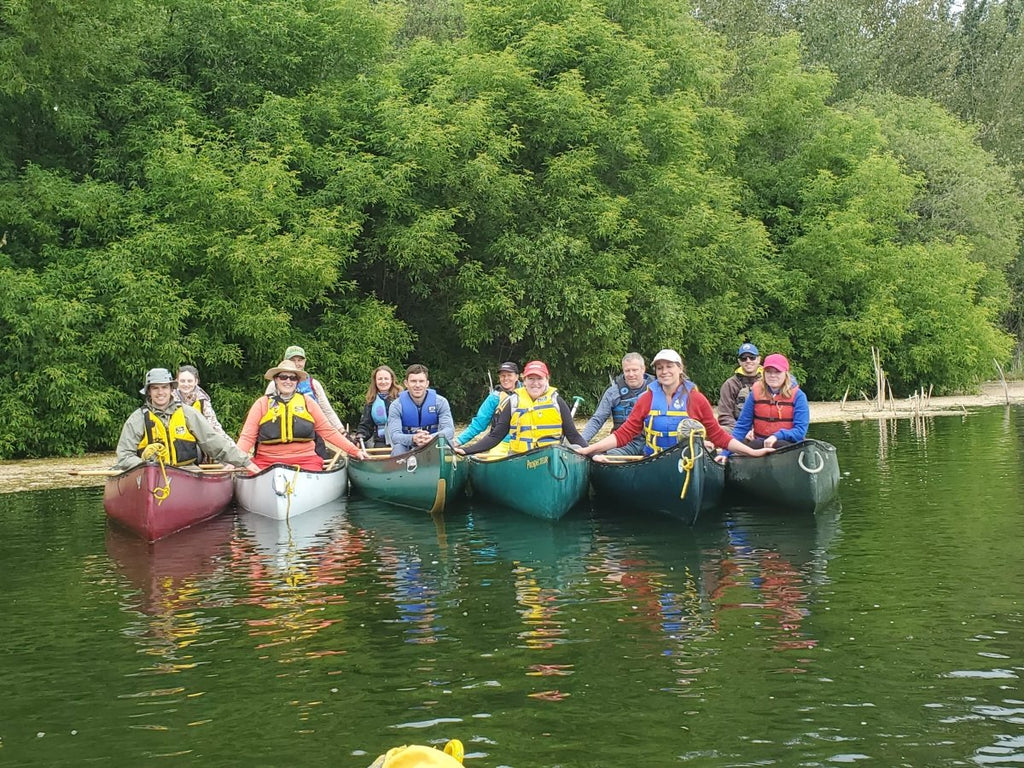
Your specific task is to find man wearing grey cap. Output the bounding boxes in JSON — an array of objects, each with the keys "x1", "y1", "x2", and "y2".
[
  {"x1": 716, "y1": 342, "x2": 762, "y2": 430},
  {"x1": 453, "y1": 362, "x2": 520, "y2": 455}
]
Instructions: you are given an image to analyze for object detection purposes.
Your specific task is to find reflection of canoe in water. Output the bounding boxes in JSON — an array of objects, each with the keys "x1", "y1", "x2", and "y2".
[
  {"x1": 237, "y1": 499, "x2": 347, "y2": 565},
  {"x1": 469, "y1": 445, "x2": 590, "y2": 521},
  {"x1": 103, "y1": 464, "x2": 235, "y2": 541},
  {"x1": 590, "y1": 442, "x2": 724, "y2": 524},
  {"x1": 233, "y1": 464, "x2": 348, "y2": 520},
  {"x1": 105, "y1": 513, "x2": 235, "y2": 613},
  {"x1": 725, "y1": 439, "x2": 840, "y2": 513},
  {"x1": 348, "y1": 437, "x2": 467, "y2": 514}
]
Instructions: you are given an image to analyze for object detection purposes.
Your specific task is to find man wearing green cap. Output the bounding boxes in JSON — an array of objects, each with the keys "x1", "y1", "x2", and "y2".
[{"x1": 265, "y1": 345, "x2": 346, "y2": 435}]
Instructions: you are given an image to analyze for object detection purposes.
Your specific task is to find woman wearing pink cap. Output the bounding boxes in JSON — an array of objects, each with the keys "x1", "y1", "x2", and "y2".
[
  {"x1": 576, "y1": 349, "x2": 773, "y2": 461},
  {"x1": 454, "y1": 360, "x2": 586, "y2": 455},
  {"x1": 728, "y1": 353, "x2": 809, "y2": 449}
]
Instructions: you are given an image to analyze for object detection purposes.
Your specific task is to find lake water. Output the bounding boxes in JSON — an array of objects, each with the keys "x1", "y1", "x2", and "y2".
[{"x1": 2, "y1": 409, "x2": 1023, "y2": 767}]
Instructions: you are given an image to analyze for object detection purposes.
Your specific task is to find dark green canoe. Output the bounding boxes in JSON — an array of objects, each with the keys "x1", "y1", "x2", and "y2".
[
  {"x1": 468, "y1": 444, "x2": 591, "y2": 521},
  {"x1": 347, "y1": 436, "x2": 468, "y2": 514},
  {"x1": 724, "y1": 439, "x2": 840, "y2": 513},
  {"x1": 590, "y1": 441, "x2": 724, "y2": 524}
]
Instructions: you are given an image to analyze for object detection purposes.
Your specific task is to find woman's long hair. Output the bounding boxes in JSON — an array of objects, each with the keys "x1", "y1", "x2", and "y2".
[
  {"x1": 364, "y1": 365, "x2": 403, "y2": 404},
  {"x1": 756, "y1": 368, "x2": 794, "y2": 399}
]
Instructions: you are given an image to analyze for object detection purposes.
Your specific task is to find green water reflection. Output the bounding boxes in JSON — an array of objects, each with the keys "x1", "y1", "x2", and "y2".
[{"x1": 1, "y1": 409, "x2": 1023, "y2": 766}]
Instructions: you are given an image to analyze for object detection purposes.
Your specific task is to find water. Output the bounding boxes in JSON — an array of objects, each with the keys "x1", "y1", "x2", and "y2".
[{"x1": 2, "y1": 409, "x2": 1023, "y2": 766}]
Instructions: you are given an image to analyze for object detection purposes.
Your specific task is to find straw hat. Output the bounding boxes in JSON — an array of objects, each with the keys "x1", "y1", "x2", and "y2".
[{"x1": 263, "y1": 359, "x2": 309, "y2": 381}]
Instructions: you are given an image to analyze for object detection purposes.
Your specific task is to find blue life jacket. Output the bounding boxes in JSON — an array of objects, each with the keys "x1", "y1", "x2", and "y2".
[
  {"x1": 296, "y1": 377, "x2": 318, "y2": 402},
  {"x1": 370, "y1": 393, "x2": 390, "y2": 440},
  {"x1": 642, "y1": 380, "x2": 696, "y2": 456},
  {"x1": 610, "y1": 373, "x2": 654, "y2": 430},
  {"x1": 399, "y1": 389, "x2": 439, "y2": 434}
]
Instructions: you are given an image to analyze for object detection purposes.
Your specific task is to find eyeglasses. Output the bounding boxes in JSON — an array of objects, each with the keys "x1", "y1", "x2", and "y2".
[
  {"x1": 276, "y1": 374, "x2": 299, "y2": 382},
  {"x1": 738, "y1": 355, "x2": 757, "y2": 362}
]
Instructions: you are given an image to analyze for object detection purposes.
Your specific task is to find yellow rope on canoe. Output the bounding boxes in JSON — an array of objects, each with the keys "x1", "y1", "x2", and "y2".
[
  {"x1": 282, "y1": 464, "x2": 301, "y2": 519},
  {"x1": 141, "y1": 442, "x2": 171, "y2": 505},
  {"x1": 677, "y1": 422, "x2": 707, "y2": 501}
]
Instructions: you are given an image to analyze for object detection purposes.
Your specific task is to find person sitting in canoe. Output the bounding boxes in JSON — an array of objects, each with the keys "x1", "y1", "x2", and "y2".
[
  {"x1": 113, "y1": 368, "x2": 260, "y2": 474},
  {"x1": 264, "y1": 344, "x2": 347, "y2": 433},
  {"x1": 355, "y1": 365, "x2": 403, "y2": 449},
  {"x1": 175, "y1": 364, "x2": 227, "y2": 436},
  {"x1": 454, "y1": 360, "x2": 587, "y2": 455},
  {"x1": 573, "y1": 349, "x2": 774, "y2": 463},
  {"x1": 726, "y1": 353, "x2": 809, "y2": 452},
  {"x1": 716, "y1": 342, "x2": 762, "y2": 430},
  {"x1": 386, "y1": 363, "x2": 456, "y2": 456},
  {"x1": 580, "y1": 352, "x2": 654, "y2": 455},
  {"x1": 238, "y1": 359, "x2": 366, "y2": 471},
  {"x1": 453, "y1": 361, "x2": 521, "y2": 456}
]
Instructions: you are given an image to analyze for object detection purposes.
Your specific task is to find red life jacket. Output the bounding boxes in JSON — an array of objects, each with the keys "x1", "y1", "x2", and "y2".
[{"x1": 751, "y1": 381, "x2": 798, "y2": 438}]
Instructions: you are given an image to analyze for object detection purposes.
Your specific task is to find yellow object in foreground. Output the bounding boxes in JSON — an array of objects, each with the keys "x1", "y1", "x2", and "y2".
[{"x1": 368, "y1": 740, "x2": 465, "y2": 767}]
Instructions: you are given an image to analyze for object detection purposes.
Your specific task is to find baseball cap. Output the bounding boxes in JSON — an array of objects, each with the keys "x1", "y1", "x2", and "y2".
[
  {"x1": 498, "y1": 362, "x2": 519, "y2": 374},
  {"x1": 284, "y1": 345, "x2": 306, "y2": 359},
  {"x1": 738, "y1": 342, "x2": 759, "y2": 357},
  {"x1": 651, "y1": 349, "x2": 683, "y2": 367},
  {"x1": 762, "y1": 353, "x2": 790, "y2": 372},
  {"x1": 522, "y1": 360, "x2": 550, "y2": 377}
]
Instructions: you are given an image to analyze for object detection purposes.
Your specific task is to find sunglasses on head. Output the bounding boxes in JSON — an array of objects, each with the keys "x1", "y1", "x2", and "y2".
[
  {"x1": 276, "y1": 374, "x2": 299, "y2": 382},
  {"x1": 738, "y1": 355, "x2": 757, "y2": 362}
]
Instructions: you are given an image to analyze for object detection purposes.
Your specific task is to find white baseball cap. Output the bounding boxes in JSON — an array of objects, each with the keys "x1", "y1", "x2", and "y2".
[{"x1": 651, "y1": 349, "x2": 683, "y2": 367}]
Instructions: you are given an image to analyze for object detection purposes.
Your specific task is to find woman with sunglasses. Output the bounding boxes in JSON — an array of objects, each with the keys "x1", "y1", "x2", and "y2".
[
  {"x1": 716, "y1": 342, "x2": 762, "y2": 430},
  {"x1": 728, "y1": 353, "x2": 809, "y2": 450},
  {"x1": 237, "y1": 360, "x2": 367, "y2": 471}
]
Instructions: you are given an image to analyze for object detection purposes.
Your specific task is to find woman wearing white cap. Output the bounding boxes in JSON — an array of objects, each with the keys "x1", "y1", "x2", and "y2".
[
  {"x1": 727, "y1": 353, "x2": 808, "y2": 449},
  {"x1": 238, "y1": 360, "x2": 366, "y2": 471},
  {"x1": 575, "y1": 349, "x2": 774, "y2": 461}
]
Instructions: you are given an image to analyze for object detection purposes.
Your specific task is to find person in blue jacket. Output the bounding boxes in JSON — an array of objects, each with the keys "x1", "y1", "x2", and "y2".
[
  {"x1": 454, "y1": 362, "x2": 520, "y2": 455},
  {"x1": 580, "y1": 352, "x2": 654, "y2": 455}
]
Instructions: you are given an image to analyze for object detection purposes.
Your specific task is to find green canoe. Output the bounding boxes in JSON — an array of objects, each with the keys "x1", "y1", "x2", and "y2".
[
  {"x1": 724, "y1": 438, "x2": 840, "y2": 513},
  {"x1": 468, "y1": 444, "x2": 591, "y2": 521},
  {"x1": 590, "y1": 441, "x2": 724, "y2": 525},
  {"x1": 348, "y1": 436, "x2": 468, "y2": 514}
]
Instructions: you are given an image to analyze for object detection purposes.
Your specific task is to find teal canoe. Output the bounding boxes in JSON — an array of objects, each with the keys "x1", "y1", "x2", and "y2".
[
  {"x1": 724, "y1": 439, "x2": 840, "y2": 513},
  {"x1": 468, "y1": 444, "x2": 591, "y2": 521},
  {"x1": 590, "y1": 441, "x2": 724, "y2": 524},
  {"x1": 347, "y1": 436, "x2": 468, "y2": 514}
]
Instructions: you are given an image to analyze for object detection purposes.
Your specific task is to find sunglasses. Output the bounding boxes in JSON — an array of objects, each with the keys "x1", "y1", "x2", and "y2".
[
  {"x1": 275, "y1": 374, "x2": 299, "y2": 382},
  {"x1": 738, "y1": 355, "x2": 758, "y2": 362}
]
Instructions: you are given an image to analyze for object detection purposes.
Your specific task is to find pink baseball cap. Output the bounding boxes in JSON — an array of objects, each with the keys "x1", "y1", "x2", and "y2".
[
  {"x1": 522, "y1": 360, "x2": 550, "y2": 377},
  {"x1": 762, "y1": 353, "x2": 790, "y2": 372}
]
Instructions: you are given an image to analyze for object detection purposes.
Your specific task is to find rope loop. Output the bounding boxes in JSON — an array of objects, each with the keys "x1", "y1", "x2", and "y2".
[{"x1": 142, "y1": 442, "x2": 171, "y2": 504}]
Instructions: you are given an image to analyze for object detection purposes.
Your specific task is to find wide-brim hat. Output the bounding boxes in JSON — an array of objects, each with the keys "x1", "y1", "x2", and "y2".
[{"x1": 264, "y1": 359, "x2": 310, "y2": 381}]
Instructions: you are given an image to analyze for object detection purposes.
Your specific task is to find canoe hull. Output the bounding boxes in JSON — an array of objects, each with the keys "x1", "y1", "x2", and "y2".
[
  {"x1": 590, "y1": 442, "x2": 724, "y2": 525},
  {"x1": 725, "y1": 439, "x2": 840, "y2": 513},
  {"x1": 233, "y1": 464, "x2": 348, "y2": 520},
  {"x1": 469, "y1": 445, "x2": 591, "y2": 521},
  {"x1": 103, "y1": 464, "x2": 235, "y2": 542},
  {"x1": 348, "y1": 437, "x2": 468, "y2": 514}
]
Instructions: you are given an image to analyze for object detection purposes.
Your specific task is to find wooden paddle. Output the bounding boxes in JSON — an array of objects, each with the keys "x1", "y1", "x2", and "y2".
[{"x1": 324, "y1": 442, "x2": 345, "y2": 471}]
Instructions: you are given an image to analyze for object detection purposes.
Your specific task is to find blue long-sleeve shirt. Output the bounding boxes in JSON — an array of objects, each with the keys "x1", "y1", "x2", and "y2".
[
  {"x1": 730, "y1": 386, "x2": 809, "y2": 445},
  {"x1": 456, "y1": 391, "x2": 511, "y2": 446}
]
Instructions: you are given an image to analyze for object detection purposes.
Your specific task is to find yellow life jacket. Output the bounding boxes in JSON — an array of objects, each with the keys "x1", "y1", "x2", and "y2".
[
  {"x1": 258, "y1": 393, "x2": 316, "y2": 444},
  {"x1": 508, "y1": 386, "x2": 563, "y2": 453},
  {"x1": 137, "y1": 406, "x2": 199, "y2": 466}
]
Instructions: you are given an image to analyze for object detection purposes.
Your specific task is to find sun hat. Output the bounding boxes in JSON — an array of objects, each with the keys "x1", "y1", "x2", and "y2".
[
  {"x1": 140, "y1": 368, "x2": 177, "y2": 395},
  {"x1": 651, "y1": 349, "x2": 683, "y2": 367},
  {"x1": 762, "y1": 353, "x2": 790, "y2": 372},
  {"x1": 738, "y1": 342, "x2": 759, "y2": 358},
  {"x1": 284, "y1": 345, "x2": 307, "y2": 360},
  {"x1": 522, "y1": 360, "x2": 550, "y2": 377},
  {"x1": 264, "y1": 359, "x2": 310, "y2": 381},
  {"x1": 498, "y1": 361, "x2": 520, "y2": 374}
]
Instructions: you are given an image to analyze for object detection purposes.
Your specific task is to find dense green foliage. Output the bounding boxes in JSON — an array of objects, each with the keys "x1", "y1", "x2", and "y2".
[{"x1": 1, "y1": 0, "x2": 1021, "y2": 457}]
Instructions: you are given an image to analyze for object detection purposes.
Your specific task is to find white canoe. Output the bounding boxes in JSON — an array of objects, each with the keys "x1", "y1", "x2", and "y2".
[{"x1": 233, "y1": 463, "x2": 348, "y2": 520}]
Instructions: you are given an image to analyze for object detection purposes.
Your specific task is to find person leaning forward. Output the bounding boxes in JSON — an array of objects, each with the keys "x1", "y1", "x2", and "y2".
[
  {"x1": 574, "y1": 349, "x2": 774, "y2": 463},
  {"x1": 113, "y1": 368, "x2": 260, "y2": 473},
  {"x1": 455, "y1": 360, "x2": 587, "y2": 456},
  {"x1": 386, "y1": 363, "x2": 456, "y2": 456},
  {"x1": 239, "y1": 360, "x2": 366, "y2": 471}
]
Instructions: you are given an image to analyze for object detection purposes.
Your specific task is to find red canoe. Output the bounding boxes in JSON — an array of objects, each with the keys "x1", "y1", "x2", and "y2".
[{"x1": 103, "y1": 464, "x2": 236, "y2": 542}]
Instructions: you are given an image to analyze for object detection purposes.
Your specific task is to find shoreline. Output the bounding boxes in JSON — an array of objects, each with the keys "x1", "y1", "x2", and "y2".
[{"x1": 4, "y1": 380, "x2": 1022, "y2": 495}]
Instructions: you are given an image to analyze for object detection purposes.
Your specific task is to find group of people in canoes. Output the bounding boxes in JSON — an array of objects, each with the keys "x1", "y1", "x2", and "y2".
[{"x1": 113, "y1": 341, "x2": 809, "y2": 472}]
